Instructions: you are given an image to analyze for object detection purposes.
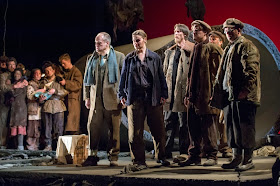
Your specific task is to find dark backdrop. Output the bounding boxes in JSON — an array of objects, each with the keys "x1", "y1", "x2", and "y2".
[{"x1": 0, "y1": 0, "x2": 133, "y2": 70}]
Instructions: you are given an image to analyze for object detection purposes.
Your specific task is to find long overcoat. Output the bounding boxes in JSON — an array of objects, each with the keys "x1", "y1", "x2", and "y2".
[{"x1": 64, "y1": 66, "x2": 83, "y2": 132}]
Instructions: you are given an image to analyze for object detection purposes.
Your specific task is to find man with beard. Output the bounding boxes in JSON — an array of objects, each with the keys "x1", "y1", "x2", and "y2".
[{"x1": 163, "y1": 24, "x2": 194, "y2": 159}]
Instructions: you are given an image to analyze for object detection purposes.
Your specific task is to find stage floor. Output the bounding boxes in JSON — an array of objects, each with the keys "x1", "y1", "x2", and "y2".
[{"x1": 0, "y1": 152, "x2": 276, "y2": 186}]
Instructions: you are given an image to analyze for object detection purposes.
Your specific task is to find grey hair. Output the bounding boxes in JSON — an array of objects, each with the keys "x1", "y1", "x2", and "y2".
[{"x1": 97, "y1": 32, "x2": 111, "y2": 45}]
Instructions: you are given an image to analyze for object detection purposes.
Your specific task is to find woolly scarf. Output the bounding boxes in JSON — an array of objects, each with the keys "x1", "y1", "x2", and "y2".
[{"x1": 84, "y1": 46, "x2": 118, "y2": 86}]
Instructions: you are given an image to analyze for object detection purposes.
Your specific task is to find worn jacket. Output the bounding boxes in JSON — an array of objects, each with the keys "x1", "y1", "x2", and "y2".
[
  {"x1": 83, "y1": 50, "x2": 125, "y2": 111},
  {"x1": 64, "y1": 65, "x2": 83, "y2": 132},
  {"x1": 163, "y1": 47, "x2": 192, "y2": 112},
  {"x1": 10, "y1": 86, "x2": 27, "y2": 127},
  {"x1": 41, "y1": 78, "x2": 68, "y2": 114},
  {"x1": 118, "y1": 49, "x2": 168, "y2": 106},
  {"x1": 211, "y1": 36, "x2": 261, "y2": 109},
  {"x1": 187, "y1": 42, "x2": 223, "y2": 115}
]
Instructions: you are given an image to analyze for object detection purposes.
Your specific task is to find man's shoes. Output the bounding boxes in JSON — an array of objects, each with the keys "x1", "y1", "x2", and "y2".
[
  {"x1": 203, "y1": 159, "x2": 217, "y2": 166},
  {"x1": 235, "y1": 162, "x2": 255, "y2": 172},
  {"x1": 179, "y1": 157, "x2": 201, "y2": 166},
  {"x1": 221, "y1": 156, "x2": 242, "y2": 169},
  {"x1": 222, "y1": 152, "x2": 233, "y2": 158},
  {"x1": 43, "y1": 145, "x2": 52, "y2": 151},
  {"x1": 173, "y1": 154, "x2": 188, "y2": 163},
  {"x1": 157, "y1": 159, "x2": 171, "y2": 166},
  {"x1": 81, "y1": 156, "x2": 99, "y2": 167},
  {"x1": 110, "y1": 161, "x2": 118, "y2": 167}
]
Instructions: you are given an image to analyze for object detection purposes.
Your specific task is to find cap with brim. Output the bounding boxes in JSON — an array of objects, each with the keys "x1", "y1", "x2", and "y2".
[
  {"x1": 223, "y1": 18, "x2": 244, "y2": 29},
  {"x1": 209, "y1": 31, "x2": 226, "y2": 43},
  {"x1": 191, "y1": 20, "x2": 212, "y2": 34}
]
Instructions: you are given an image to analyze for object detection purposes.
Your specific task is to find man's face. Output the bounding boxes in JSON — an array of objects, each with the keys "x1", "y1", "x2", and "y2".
[
  {"x1": 7, "y1": 61, "x2": 16, "y2": 72},
  {"x1": 44, "y1": 66, "x2": 55, "y2": 78},
  {"x1": 224, "y1": 27, "x2": 239, "y2": 42},
  {"x1": 209, "y1": 35, "x2": 223, "y2": 47},
  {"x1": 33, "y1": 69, "x2": 42, "y2": 81},
  {"x1": 0, "y1": 62, "x2": 6, "y2": 69},
  {"x1": 95, "y1": 34, "x2": 109, "y2": 54},
  {"x1": 174, "y1": 28, "x2": 185, "y2": 44},
  {"x1": 132, "y1": 35, "x2": 146, "y2": 51},
  {"x1": 192, "y1": 24, "x2": 206, "y2": 43},
  {"x1": 14, "y1": 70, "x2": 22, "y2": 81},
  {"x1": 61, "y1": 59, "x2": 72, "y2": 70}
]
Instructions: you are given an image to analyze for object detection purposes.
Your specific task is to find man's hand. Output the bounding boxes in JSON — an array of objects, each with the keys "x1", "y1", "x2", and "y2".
[
  {"x1": 160, "y1": 97, "x2": 166, "y2": 105},
  {"x1": 59, "y1": 79, "x2": 66, "y2": 86},
  {"x1": 85, "y1": 98, "x2": 90, "y2": 109},
  {"x1": 121, "y1": 98, "x2": 126, "y2": 106}
]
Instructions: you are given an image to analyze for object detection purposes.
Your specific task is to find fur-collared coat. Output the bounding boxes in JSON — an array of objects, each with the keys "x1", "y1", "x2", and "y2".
[
  {"x1": 163, "y1": 47, "x2": 192, "y2": 112},
  {"x1": 63, "y1": 66, "x2": 83, "y2": 132},
  {"x1": 188, "y1": 42, "x2": 223, "y2": 115},
  {"x1": 211, "y1": 36, "x2": 261, "y2": 109}
]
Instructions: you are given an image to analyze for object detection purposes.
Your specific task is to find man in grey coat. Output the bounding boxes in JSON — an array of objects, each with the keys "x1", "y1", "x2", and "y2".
[{"x1": 83, "y1": 32, "x2": 125, "y2": 167}]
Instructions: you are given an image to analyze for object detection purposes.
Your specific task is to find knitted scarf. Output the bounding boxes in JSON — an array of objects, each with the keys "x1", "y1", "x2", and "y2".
[{"x1": 84, "y1": 45, "x2": 118, "y2": 86}]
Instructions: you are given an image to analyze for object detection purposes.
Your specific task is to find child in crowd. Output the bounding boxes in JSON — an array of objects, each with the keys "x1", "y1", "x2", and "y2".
[
  {"x1": 8, "y1": 68, "x2": 28, "y2": 150},
  {"x1": 26, "y1": 68, "x2": 45, "y2": 150},
  {"x1": 40, "y1": 61, "x2": 68, "y2": 151}
]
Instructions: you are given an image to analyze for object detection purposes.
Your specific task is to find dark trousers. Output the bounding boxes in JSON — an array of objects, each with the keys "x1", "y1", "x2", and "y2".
[
  {"x1": 223, "y1": 101, "x2": 256, "y2": 149},
  {"x1": 164, "y1": 111, "x2": 189, "y2": 155},
  {"x1": 127, "y1": 100, "x2": 166, "y2": 165},
  {"x1": 88, "y1": 97, "x2": 121, "y2": 161},
  {"x1": 43, "y1": 112, "x2": 64, "y2": 146},
  {"x1": 187, "y1": 104, "x2": 218, "y2": 160}
]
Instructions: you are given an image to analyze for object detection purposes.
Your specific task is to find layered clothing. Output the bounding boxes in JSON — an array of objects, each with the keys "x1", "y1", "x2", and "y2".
[
  {"x1": 83, "y1": 48, "x2": 125, "y2": 160},
  {"x1": 118, "y1": 49, "x2": 168, "y2": 106},
  {"x1": 188, "y1": 42, "x2": 223, "y2": 115}
]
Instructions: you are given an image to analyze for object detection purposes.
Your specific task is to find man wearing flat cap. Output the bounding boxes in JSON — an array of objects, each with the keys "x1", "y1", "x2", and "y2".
[
  {"x1": 208, "y1": 31, "x2": 233, "y2": 159},
  {"x1": 181, "y1": 20, "x2": 222, "y2": 166},
  {"x1": 209, "y1": 31, "x2": 225, "y2": 48},
  {"x1": 211, "y1": 18, "x2": 260, "y2": 171}
]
